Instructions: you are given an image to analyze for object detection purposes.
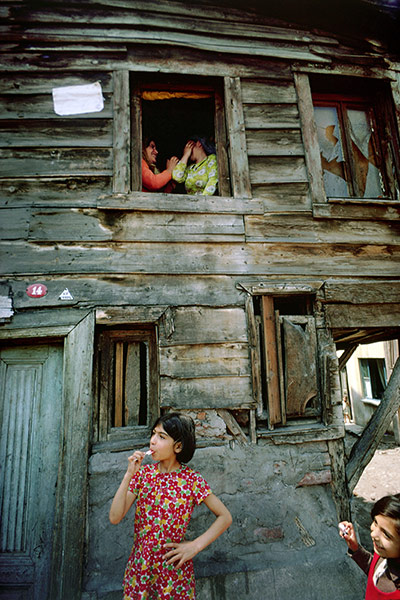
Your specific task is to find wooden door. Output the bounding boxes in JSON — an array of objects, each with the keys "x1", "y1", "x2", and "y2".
[{"x1": 0, "y1": 343, "x2": 63, "y2": 600}]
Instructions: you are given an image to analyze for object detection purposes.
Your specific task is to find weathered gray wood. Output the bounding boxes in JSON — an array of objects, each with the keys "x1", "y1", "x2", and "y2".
[
  {"x1": 224, "y1": 77, "x2": 252, "y2": 198},
  {"x1": 1, "y1": 148, "x2": 112, "y2": 177},
  {"x1": 346, "y1": 357, "x2": 400, "y2": 493},
  {"x1": 0, "y1": 177, "x2": 111, "y2": 208},
  {"x1": 214, "y1": 86, "x2": 231, "y2": 197},
  {"x1": 159, "y1": 307, "x2": 248, "y2": 345},
  {"x1": 313, "y1": 201, "x2": 400, "y2": 220},
  {"x1": 49, "y1": 311, "x2": 94, "y2": 600},
  {"x1": 0, "y1": 119, "x2": 112, "y2": 147},
  {"x1": 244, "y1": 213, "x2": 400, "y2": 244},
  {"x1": 0, "y1": 208, "x2": 30, "y2": 239},
  {"x1": 258, "y1": 424, "x2": 345, "y2": 444},
  {"x1": 245, "y1": 295, "x2": 263, "y2": 417},
  {"x1": 243, "y1": 103, "x2": 300, "y2": 129},
  {"x1": 241, "y1": 79, "x2": 297, "y2": 104},
  {"x1": 112, "y1": 70, "x2": 131, "y2": 193},
  {"x1": 249, "y1": 156, "x2": 309, "y2": 184},
  {"x1": 27, "y1": 208, "x2": 245, "y2": 242},
  {"x1": 252, "y1": 182, "x2": 311, "y2": 210},
  {"x1": 325, "y1": 304, "x2": 400, "y2": 328},
  {"x1": 160, "y1": 376, "x2": 254, "y2": 409},
  {"x1": 327, "y1": 438, "x2": 350, "y2": 522},
  {"x1": 216, "y1": 409, "x2": 248, "y2": 444},
  {"x1": 246, "y1": 129, "x2": 304, "y2": 156},
  {"x1": 324, "y1": 280, "x2": 400, "y2": 304},
  {"x1": 98, "y1": 193, "x2": 263, "y2": 214},
  {"x1": 0, "y1": 73, "x2": 113, "y2": 94},
  {"x1": 338, "y1": 345, "x2": 358, "y2": 371},
  {"x1": 2, "y1": 242, "x2": 400, "y2": 277},
  {"x1": 0, "y1": 93, "x2": 112, "y2": 119},
  {"x1": 160, "y1": 343, "x2": 250, "y2": 377}
]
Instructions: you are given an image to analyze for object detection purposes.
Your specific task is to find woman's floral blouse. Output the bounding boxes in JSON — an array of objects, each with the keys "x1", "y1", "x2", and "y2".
[
  {"x1": 172, "y1": 154, "x2": 218, "y2": 195},
  {"x1": 123, "y1": 463, "x2": 211, "y2": 599}
]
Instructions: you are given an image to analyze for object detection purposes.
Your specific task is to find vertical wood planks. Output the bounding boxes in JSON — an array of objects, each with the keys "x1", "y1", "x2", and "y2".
[
  {"x1": 261, "y1": 296, "x2": 281, "y2": 427},
  {"x1": 113, "y1": 71, "x2": 131, "y2": 193},
  {"x1": 224, "y1": 76, "x2": 252, "y2": 198}
]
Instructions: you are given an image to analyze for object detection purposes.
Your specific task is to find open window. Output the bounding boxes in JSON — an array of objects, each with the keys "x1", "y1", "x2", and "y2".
[
  {"x1": 131, "y1": 73, "x2": 230, "y2": 195},
  {"x1": 310, "y1": 76, "x2": 400, "y2": 201},
  {"x1": 253, "y1": 294, "x2": 321, "y2": 429},
  {"x1": 95, "y1": 325, "x2": 158, "y2": 442}
]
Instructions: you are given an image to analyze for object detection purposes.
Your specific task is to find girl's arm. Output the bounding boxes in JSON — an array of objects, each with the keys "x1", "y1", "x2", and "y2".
[
  {"x1": 164, "y1": 493, "x2": 232, "y2": 567},
  {"x1": 109, "y1": 451, "x2": 144, "y2": 524},
  {"x1": 338, "y1": 520, "x2": 359, "y2": 552},
  {"x1": 172, "y1": 141, "x2": 195, "y2": 183},
  {"x1": 201, "y1": 155, "x2": 218, "y2": 196},
  {"x1": 142, "y1": 159, "x2": 174, "y2": 191}
]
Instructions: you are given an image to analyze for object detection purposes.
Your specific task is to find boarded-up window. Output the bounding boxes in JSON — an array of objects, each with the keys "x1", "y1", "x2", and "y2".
[
  {"x1": 96, "y1": 327, "x2": 158, "y2": 441},
  {"x1": 311, "y1": 77, "x2": 400, "y2": 201},
  {"x1": 255, "y1": 295, "x2": 321, "y2": 428}
]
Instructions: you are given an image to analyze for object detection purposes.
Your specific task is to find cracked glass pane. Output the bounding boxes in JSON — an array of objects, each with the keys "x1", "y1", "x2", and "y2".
[{"x1": 314, "y1": 106, "x2": 349, "y2": 197}]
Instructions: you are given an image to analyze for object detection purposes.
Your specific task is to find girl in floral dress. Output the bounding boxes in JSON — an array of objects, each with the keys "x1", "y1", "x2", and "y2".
[
  {"x1": 172, "y1": 135, "x2": 218, "y2": 195},
  {"x1": 109, "y1": 412, "x2": 232, "y2": 599}
]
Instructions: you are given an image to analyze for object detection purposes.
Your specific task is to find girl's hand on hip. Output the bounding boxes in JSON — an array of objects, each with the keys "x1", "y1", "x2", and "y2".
[{"x1": 164, "y1": 540, "x2": 199, "y2": 568}]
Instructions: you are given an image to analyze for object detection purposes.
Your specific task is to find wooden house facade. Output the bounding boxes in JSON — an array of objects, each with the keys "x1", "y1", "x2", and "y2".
[{"x1": 0, "y1": 1, "x2": 399, "y2": 598}]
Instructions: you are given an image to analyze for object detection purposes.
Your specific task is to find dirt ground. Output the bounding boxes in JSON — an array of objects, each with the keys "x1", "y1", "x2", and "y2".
[{"x1": 349, "y1": 432, "x2": 400, "y2": 550}]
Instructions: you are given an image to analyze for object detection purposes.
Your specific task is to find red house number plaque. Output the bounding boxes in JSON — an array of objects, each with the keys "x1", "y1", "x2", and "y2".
[{"x1": 26, "y1": 283, "x2": 48, "y2": 298}]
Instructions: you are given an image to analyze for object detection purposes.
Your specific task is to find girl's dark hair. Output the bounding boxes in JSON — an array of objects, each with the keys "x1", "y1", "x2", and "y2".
[
  {"x1": 152, "y1": 412, "x2": 196, "y2": 463},
  {"x1": 188, "y1": 134, "x2": 216, "y2": 156},
  {"x1": 371, "y1": 494, "x2": 400, "y2": 535}
]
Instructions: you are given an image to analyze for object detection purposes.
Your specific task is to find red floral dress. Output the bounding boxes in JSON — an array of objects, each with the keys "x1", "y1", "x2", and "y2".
[{"x1": 123, "y1": 463, "x2": 211, "y2": 600}]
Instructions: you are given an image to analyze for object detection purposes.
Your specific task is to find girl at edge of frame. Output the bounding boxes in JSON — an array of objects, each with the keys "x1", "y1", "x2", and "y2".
[
  {"x1": 109, "y1": 412, "x2": 232, "y2": 600},
  {"x1": 172, "y1": 135, "x2": 218, "y2": 196},
  {"x1": 339, "y1": 493, "x2": 400, "y2": 599},
  {"x1": 142, "y1": 136, "x2": 179, "y2": 193}
]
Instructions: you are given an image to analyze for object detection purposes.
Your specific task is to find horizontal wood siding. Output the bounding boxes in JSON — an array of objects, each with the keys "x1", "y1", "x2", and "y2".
[{"x1": 241, "y1": 77, "x2": 310, "y2": 209}]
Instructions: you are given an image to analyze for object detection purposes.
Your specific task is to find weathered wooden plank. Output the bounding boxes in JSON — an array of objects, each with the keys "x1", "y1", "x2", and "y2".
[
  {"x1": 327, "y1": 438, "x2": 350, "y2": 522},
  {"x1": 261, "y1": 296, "x2": 281, "y2": 427},
  {"x1": 245, "y1": 295, "x2": 263, "y2": 417},
  {"x1": 160, "y1": 376, "x2": 254, "y2": 409},
  {"x1": 325, "y1": 304, "x2": 400, "y2": 328},
  {"x1": 252, "y1": 182, "x2": 311, "y2": 211},
  {"x1": 313, "y1": 201, "x2": 400, "y2": 221},
  {"x1": 249, "y1": 156, "x2": 308, "y2": 184},
  {"x1": 0, "y1": 73, "x2": 113, "y2": 94},
  {"x1": 0, "y1": 93, "x2": 112, "y2": 119},
  {"x1": 216, "y1": 409, "x2": 248, "y2": 444},
  {"x1": 97, "y1": 193, "x2": 264, "y2": 214},
  {"x1": 241, "y1": 79, "x2": 297, "y2": 104},
  {"x1": 112, "y1": 70, "x2": 130, "y2": 193},
  {"x1": 159, "y1": 343, "x2": 250, "y2": 377},
  {"x1": 0, "y1": 148, "x2": 112, "y2": 177},
  {"x1": 293, "y1": 72, "x2": 326, "y2": 205},
  {"x1": 7, "y1": 276, "x2": 245, "y2": 310},
  {"x1": 346, "y1": 357, "x2": 400, "y2": 494},
  {"x1": 2, "y1": 26, "x2": 331, "y2": 62},
  {"x1": 158, "y1": 307, "x2": 248, "y2": 345},
  {"x1": 224, "y1": 77, "x2": 251, "y2": 199},
  {"x1": 243, "y1": 103, "x2": 300, "y2": 129},
  {"x1": 0, "y1": 208, "x2": 30, "y2": 239},
  {"x1": 0, "y1": 120, "x2": 112, "y2": 147},
  {"x1": 246, "y1": 129, "x2": 304, "y2": 157},
  {"x1": 244, "y1": 214, "x2": 400, "y2": 244},
  {"x1": 27, "y1": 209, "x2": 245, "y2": 242},
  {"x1": 324, "y1": 280, "x2": 400, "y2": 304},
  {"x1": 2, "y1": 242, "x2": 399, "y2": 277},
  {"x1": 0, "y1": 177, "x2": 111, "y2": 208}
]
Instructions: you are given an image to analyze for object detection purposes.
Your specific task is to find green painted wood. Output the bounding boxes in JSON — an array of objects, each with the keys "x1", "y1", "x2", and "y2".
[{"x1": 0, "y1": 343, "x2": 63, "y2": 599}]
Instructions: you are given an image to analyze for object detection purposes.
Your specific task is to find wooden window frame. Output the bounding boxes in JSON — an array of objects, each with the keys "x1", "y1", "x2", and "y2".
[
  {"x1": 130, "y1": 73, "x2": 231, "y2": 196},
  {"x1": 96, "y1": 325, "x2": 159, "y2": 443},
  {"x1": 294, "y1": 72, "x2": 400, "y2": 217}
]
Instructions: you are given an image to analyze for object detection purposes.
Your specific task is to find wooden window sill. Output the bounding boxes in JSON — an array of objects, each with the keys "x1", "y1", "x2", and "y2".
[{"x1": 313, "y1": 199, "x2": 400, "y2": 220}]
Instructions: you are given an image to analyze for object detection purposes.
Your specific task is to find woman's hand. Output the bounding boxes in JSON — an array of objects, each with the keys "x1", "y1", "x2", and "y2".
[
  {"x1": 163, "y1": 540, "x2": 200, "y2": 568},
  {"x1": 166, "y1": 156, "x2": 179, "y2": 172},
  {"x1": 338, "y1": 521, "x2": 359, "y2": 552},
  {"x1": 182, "y1": 141, "x2": 195, "y2": 162}
]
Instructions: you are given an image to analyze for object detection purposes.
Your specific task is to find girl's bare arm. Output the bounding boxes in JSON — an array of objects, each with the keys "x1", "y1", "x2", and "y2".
[{"x1": 109, "y1": 451, "x2": 144, "y2": 524}]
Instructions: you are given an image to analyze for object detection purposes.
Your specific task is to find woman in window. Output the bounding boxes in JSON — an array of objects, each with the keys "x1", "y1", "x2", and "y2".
[
  {"x1": 142, "y1": 137, "x2": 179, "y2": 193},
  {"x1": 172, "y1": 135, "x2": 218, "y2": 195}
]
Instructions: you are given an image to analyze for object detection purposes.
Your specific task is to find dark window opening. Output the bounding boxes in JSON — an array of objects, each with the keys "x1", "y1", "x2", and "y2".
[
  {"x1": 359, "y1": 357, "x2": 387, "y2": 400},
  {"x1": 310, "y1": 75, "x2": 400, "y2": 201},
  {"x1": 131, "y1": 74, "x2": 230, "y2": 196}
]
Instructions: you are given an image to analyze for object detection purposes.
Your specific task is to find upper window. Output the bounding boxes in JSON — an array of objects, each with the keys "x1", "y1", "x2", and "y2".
[
  {"x1": 359, "y1": 357, "x2": 387, "y2": 400},
  {"x1": 131, "y1": 74, "x2": 230, "y2": 196},
  {"x1": 311, "y1": 76, "x2": 400, "y2": 201}
]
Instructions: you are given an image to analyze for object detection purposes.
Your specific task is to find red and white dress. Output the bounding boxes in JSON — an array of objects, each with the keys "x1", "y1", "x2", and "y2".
[{"x1": 123, "y1": 463, "x2": 211, "y2": 600}]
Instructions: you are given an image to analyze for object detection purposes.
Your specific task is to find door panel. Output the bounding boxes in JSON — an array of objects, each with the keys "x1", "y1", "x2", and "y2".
[{"x1": 0, "y1": 344, "x2": 63, "y2": 600}]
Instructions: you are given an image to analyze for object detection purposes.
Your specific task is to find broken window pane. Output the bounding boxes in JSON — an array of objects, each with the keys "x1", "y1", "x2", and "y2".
[
  {"x1": 314, "y1": 106, "x2": 349, "y2": 197},
  {"x1": 347, "y1": 108, "x2": 385, "y2": 198}
]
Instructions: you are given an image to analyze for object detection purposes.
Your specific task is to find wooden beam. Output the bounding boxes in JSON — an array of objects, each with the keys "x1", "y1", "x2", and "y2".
[
  {"x1": 217, "y1": 409, "x2": 248, "y2": 445},
  {"x1": 112, "y1": 70, "x2": 131, "y2": 193},
  {"x1": 346, "y1": 357, "x2": 400, "y2": 493},
  {"x1": 338, "y1": 344, "x2": 358, "y2": 371},
  {"x1": 224, "y1": 77, "x2": 252, "y2": 198},
  {"x1": 261, "y1": 296, "x2": 281, "y2": 427}
]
